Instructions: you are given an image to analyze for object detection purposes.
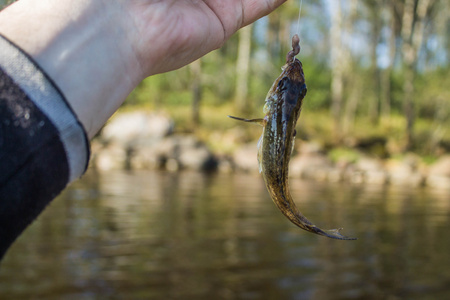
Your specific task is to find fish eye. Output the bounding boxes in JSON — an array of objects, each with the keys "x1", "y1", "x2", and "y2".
[{"x1": 277, "y1": 78, "x2": 287, "y2": 91}]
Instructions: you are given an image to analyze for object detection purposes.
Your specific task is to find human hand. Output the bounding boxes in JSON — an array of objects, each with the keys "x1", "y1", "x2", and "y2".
[{"x1": 119, "y1": 0, "x2": 287, "y2": 77}]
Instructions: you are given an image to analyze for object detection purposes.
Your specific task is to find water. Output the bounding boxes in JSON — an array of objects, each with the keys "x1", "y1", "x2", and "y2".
[{"x1": 0, "y1": 170, "x2": 449, "y2": 299}]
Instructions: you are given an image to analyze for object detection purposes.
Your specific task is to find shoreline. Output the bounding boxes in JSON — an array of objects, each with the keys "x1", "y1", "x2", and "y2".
[{"x1": 90, "y1": 111, "x2": 450, "y2": 189}]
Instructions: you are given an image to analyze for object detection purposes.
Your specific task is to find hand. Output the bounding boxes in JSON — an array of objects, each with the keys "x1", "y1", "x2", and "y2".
[{"x1": 120, "y1": 0, "x2": 287, "y2": 76}]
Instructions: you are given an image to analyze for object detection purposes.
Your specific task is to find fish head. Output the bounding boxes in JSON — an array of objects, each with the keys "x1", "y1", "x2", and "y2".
[
  {"x1": 276, "y1": 58, "x2": 307, "y2": 123},
  {"x1": 266, "y1": 58, "x2": 307, "y2": 108},
  {"x1": 281, "y1": 58, "x2": 306, "y2": 87},
  {"x1": 264, "y1": 58, "x2": 307, "y2": 129}
]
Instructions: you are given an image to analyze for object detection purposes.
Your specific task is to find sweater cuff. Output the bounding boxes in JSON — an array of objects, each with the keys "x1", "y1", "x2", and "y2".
[{"x1": 0, "y1": 34, "x2": 90, "y2": 182}]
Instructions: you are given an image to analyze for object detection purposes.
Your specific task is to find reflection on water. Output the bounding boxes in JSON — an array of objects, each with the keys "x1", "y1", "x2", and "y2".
[{"x1": 0, "y1": 170, "x2": 449, "y2": 299}]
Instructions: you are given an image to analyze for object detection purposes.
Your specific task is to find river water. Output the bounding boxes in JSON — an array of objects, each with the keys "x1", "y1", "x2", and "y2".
[{"x1": 0, "y1": 170, "x2": 449, "y2": 299}]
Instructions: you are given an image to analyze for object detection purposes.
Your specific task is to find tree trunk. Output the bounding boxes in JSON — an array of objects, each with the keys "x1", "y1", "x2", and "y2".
[
  {"x1": 400, "y1": 0, "x2": 435, "y2": 150},
  {"x1": 235, "y1": 24, "x2": 253, "y2": 114},
  {"x1": 343, "y1": 78, "x2": 360, "y2": 135},
  {"x1": 380, "y1": 4, "x2": 396, "y2": 119},
  {"x1": 342, "y1": 0, "x2": 359, "y2": 135},
  {"x1": 368, "y1": 1, "x2": 383, "y2": 125},
  {"x1": 267, "y1": 12, "x2": 282, "y2": 61},
  {"x1": 330, "y1": 1, "x2": 344, "y2": 139},
  {"x1": 402, "y1": 62, "x2": 415, "y2": 149}
]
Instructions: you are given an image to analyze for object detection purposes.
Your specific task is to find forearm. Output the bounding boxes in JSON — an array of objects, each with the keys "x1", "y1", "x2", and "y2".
[{"x1": 0, "y1": 0, "x2": 143, "y2": 138}]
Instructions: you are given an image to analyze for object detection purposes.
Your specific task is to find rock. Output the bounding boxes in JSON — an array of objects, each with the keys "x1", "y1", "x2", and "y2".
[
  {"x1": 128, "y1": 139, "x2": 162, "y2": 170},
  {"x1": 154, "y1": 135, "x2": 217, "y2": 171},
  {"x1": 233, "y1": 144, "x2": 259, "y2": 173},
  {"x1": 327, "y1": 169, "x2": 343, "y2": 182},
  {"x1": 179, "y1": 145, "x2": 217, "y2": 171},
  {"x1": 426, "y1": 155, "x2": 450, "y2": 189},
  {"x1": 403, "y1": 153, "x2": 422, "y2": 171},
  {"x1": 297, "y1": 141, "x2": 325, "y2": 155},
  {"x1": 290, "y1": 153, "x2": 333, "y2": 180},
  {"x1": 102, "y1": 111, "x2": 174, "y2": 144},
  {"x1": 428, "y1": 155, "x2": 450, "y2": 177},
  {"x1": 222, "y1": 127, "x2": 249, "y2": 145},
  {"x1": 385, "y1": 159, "x2": 424, "y2": 186},
  {"x1": 94, "y1": 126, "x2": 218, "y2": 172},
  {"x1": 166, "y1": 158, "x2": 180, "y2": 172},
  {"x1": 355, "y1": 157, "x2": 383, "y2": 172},
  {"x1": 217, "y1": 155, "x2": 234, "y2": 173},
  {"x1": 93, "y1": 143, "x2": 128, "y2": 171},
  {"x1": 427, "y1": 175, "x2": 450, "y2": 189},
  {"x1": 364, "y1": 171, "x2": 388, "y2": 185},
  {"x1": 353, "y1": 157, "x2": 388, "y2": 184},
  {"x1": 155, "y1": 135, "x2": 200, "y2": 160}
]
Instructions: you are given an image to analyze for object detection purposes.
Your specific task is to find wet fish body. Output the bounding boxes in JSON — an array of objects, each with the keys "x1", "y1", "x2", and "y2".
[{"x1": 229, "y1": 35, "x2": 355, "y2": 240}]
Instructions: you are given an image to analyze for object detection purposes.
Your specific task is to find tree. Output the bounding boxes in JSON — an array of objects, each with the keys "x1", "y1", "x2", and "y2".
[
  {"x1": 341, "y1": 0, "x2": 360, "y2": 135},
  {"x1": 329, "y1": 1, "x2": 345, "y2": 138},
  {"x1": 235, "y1": 24, "x2": 253, "y2": 114},
  {"x1": 397, "y1": 0, "x2": 437, "y2": 150},
  {"x1": 366, "y1": 0, "x2": 383, "y2": 124}
]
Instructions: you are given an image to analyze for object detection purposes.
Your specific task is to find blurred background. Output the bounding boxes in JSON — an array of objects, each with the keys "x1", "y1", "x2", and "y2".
[
  {"x1": 120, "y1": 0, "x2": 449, "y2": 158},
  {"x1": 1, "y1": 0, "x2": 449, "y2": 299}
]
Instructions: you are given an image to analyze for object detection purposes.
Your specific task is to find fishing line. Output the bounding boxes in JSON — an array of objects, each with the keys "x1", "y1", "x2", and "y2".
[
  {"x1": 286, "y1": 0, "x2": 303, "y2": 62},
  {"x1": 295, "y1": 0, "x2": 304, "y2": 37}
]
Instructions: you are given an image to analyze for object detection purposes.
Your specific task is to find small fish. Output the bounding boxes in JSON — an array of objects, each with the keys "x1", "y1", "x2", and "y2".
[{"x1": 229, "y1": 35, "x2": 355, "y2": 240}]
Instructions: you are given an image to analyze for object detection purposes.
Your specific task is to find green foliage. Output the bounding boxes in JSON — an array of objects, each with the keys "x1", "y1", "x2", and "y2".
[
  {"x1": 6, "y1": 0, "x2": 441, "y2": 157},
  {"x1": 202, "y1": 51, "x2": 237, "y2": 104},
  {"x1": 328, "y1": 147, "x2": 361, "y2": 164},
  {"x1": 415, "y1": 67, "x2": 450, "y2": 120},
  {"x1": 0, "y1": 0, "x2": 15, "y2": 8},
  {"x1": 301, "y1": 58, "x2": 332, "y2": 110},
  {"x1": 2, "y1": 0, "x2": 448, "y2": 158}
]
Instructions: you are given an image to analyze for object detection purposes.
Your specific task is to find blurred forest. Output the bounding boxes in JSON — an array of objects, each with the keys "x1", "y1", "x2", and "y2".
[
  {"x1": 126, "y1": 0, "x2": 450, "y2": 158},
  {"x1": 1, "y1": 0, "x2": 449, "y2": 158}
]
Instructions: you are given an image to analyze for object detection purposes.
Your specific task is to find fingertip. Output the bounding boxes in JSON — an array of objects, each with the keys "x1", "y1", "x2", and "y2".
[{"x1": 241, "y1": 0, "x2": 288, "y2": 27}]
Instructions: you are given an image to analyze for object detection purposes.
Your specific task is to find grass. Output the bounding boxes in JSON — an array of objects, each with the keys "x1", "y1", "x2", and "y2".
[{"x1": 328, "y1": 147, "x2": 361, "y2": 164}]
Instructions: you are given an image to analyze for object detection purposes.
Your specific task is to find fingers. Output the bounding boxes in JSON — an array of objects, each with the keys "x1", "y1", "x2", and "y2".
[
  {"x1": 123, "y1": 0, "x2": 288, "y2": 75},
  {"x1": 203, "y1": 0, "x2": 287, "y2": 40},
  {"x1": 241, "y1": 0, "x2": 287, "y2": 27}
]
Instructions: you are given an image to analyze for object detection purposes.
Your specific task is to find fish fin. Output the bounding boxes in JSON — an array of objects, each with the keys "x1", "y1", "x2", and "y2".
[
  {"x1": 228, "y1": 115, "x2": 265, "y2": 126},
  {"x1": 275, "y1": 191, "x2": 356, "y2": 240},
  {"x1": 290, "y1": 129, "x2": 297, "y2": 156},
  {"x1": 257, "y1": 131, "x2": 264, "y2": 173},
  {"x1": 311, "y1": 226, "x2": 357, "y2": 241}
]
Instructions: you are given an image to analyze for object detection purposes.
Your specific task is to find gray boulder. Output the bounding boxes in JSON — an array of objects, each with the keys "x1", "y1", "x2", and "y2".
[
  {"x1": 427, "y1": 155, "x2": 450, "y2": 188},
  {"x1": 102, "y1": 111, "x2": 174, "y2": 144}
]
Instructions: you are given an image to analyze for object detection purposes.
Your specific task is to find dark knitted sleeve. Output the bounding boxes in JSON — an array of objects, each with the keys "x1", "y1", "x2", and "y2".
[{"x1": 0, "y1": 34, "x2": 90, "y2": 259}]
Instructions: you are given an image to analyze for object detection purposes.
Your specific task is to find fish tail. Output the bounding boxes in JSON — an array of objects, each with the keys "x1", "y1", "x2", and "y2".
[{"x1": 273, "y1": 188, "x2": 356, "y2": 240}]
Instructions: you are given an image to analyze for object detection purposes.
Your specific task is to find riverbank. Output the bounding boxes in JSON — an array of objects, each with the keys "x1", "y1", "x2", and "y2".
[{"x1": 90, "y1": 111, "x2": 450, "y2": 189}]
